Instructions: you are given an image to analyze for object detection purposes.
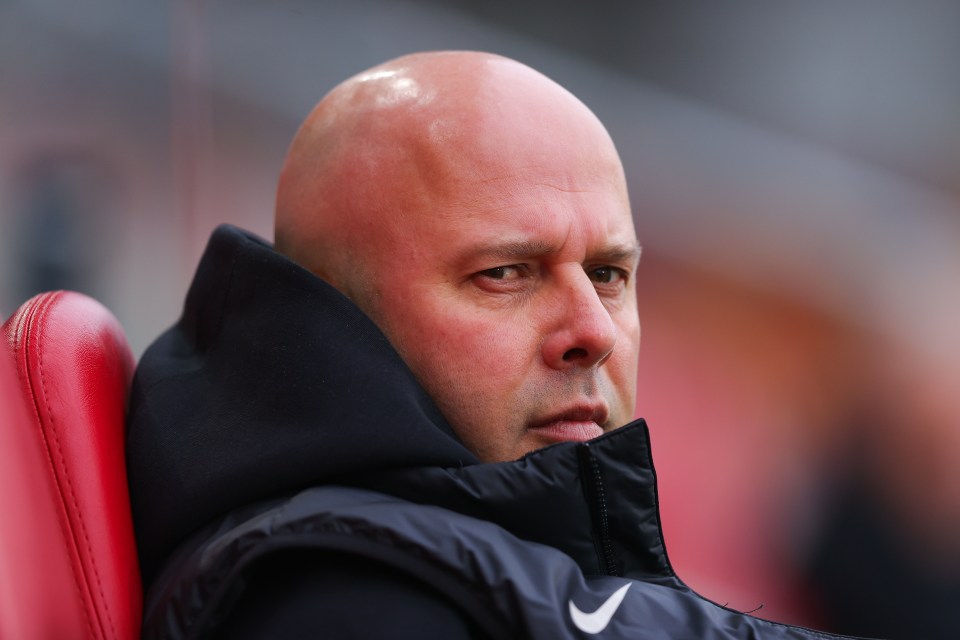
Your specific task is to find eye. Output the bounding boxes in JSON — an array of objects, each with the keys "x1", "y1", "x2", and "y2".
[
  {"x1": 470, "y1": 264, "x2": 532, "y2": 295},
  {"x1": 477, "y1": 265, "x2": 524, "y2": 281},
  {"x1": 587, "y1": 266, "x2": 626, "y2": 285}
]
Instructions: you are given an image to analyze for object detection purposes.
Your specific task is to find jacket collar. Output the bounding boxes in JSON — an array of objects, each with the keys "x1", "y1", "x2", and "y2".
[{"x1": 356, "y1": 419, "x2": 678, "y2": 584}]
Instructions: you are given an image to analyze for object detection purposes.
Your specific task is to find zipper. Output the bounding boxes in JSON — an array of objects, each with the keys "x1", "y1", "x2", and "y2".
[{"x1": 578, "y1": 444, "x2": 621, "y2": 576}]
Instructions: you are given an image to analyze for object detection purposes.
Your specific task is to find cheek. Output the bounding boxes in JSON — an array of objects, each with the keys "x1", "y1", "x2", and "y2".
[
  {"x1": 608, "y1": 346, "x2": 639, "y2": 393},
  {"x1": 622, "y1": 315, "x2": 641, "y2": 364},
  {"x1": 385, "y1": 298, "x2": 534, "y2": 408},
  {"x1": 419, "y1": 311, "x2": 532, "y2": 381},
  {"x1": 608, "y1": 315, "x2": 641, "y2": 393}
]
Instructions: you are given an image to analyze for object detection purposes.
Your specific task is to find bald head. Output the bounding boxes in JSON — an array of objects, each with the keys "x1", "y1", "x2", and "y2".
[
  {"x1": 274, "y1": 51, "x2": 626, "y2": 306},
  {"x1": 274, "y1": 51, "x2": 639, "y2": 462}
]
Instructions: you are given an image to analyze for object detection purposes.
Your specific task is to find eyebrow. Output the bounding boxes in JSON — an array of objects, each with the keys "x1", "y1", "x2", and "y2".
[
  {"x1": 467, "y1": 239, "x2": 643, "y2": 266},
  {"x1": 595, "y1": 243, "x2": 643, "y2": 267}
]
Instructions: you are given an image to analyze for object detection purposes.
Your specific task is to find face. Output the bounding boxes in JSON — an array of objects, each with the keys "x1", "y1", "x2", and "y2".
[{"x1": 356, "y1": 97, "x2": 641, "y2": 462}]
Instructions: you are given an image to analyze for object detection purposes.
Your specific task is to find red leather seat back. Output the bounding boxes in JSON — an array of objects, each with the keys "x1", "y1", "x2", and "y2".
[{"x1": 1, "y1": 291, "x2": 141, "y2": 640}]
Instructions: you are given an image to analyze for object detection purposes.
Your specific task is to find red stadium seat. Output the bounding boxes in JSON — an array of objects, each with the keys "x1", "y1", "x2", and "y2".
[{"x1": 1, "y1": 291, "x2": 141, "y2": 640}]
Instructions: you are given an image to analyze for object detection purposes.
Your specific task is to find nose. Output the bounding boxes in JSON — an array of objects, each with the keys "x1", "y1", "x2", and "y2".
[{"x1": 540, "y1": 270, "x2": 617, "y2": 370}]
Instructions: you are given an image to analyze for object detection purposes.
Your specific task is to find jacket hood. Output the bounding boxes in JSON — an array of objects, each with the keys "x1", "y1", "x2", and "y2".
[{"x1": 127, "y1": 225, "x2": 478, "y2": 581}]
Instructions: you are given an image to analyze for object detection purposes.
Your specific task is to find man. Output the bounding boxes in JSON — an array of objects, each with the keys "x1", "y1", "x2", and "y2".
[
  {"x1": 127, "y1": 52, "x2": 867, "y2": 638},
  {"x1": 273, "y1": 50, "x2": 641, "y2": 464}
]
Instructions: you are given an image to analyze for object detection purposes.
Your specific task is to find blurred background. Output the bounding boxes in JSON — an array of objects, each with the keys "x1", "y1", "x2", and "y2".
[{"x1": 2, "y1": 1, "x2": 958, "y2": 637}]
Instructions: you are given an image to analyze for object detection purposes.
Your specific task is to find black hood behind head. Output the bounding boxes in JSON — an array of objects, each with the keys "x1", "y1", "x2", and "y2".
[{"x1": 127, "y1": 225, "x2": 477, "y2": 582}]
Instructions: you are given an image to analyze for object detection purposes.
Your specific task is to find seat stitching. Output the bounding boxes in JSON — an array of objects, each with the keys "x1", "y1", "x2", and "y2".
[
  {"x1": 18, "y1": 293, "x2": 99, "y2": 639},
  {"x1": 33, "y1": 292, "x2": 118, "y2": 640}
]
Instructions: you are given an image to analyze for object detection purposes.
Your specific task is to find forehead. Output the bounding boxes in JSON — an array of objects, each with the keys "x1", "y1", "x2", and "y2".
[
  {"x1": 356, "y1": 61, "x2": 635, "y2": 266},
  {"x1": 420, "y1": 169, "x2": 637, "y2": 269}
]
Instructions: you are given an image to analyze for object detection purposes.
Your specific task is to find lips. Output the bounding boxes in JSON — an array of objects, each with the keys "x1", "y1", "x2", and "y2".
[{"x1": 528, "y1": 405, "x2": 608, "y2": 444}]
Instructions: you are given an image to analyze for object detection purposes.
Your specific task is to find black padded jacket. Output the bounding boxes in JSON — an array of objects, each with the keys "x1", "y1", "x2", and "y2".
[{"x1": 127, "y1": 225, "x2": 874, "y2": 639}]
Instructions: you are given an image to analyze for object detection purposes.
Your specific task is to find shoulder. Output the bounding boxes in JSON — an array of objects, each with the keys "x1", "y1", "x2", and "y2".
[
  {"x1": 145, "y1": 488, "x2": 538, "y2": 638},
  {"x1": 213, "y1": 549, "x2": 492, "y2": 639}
]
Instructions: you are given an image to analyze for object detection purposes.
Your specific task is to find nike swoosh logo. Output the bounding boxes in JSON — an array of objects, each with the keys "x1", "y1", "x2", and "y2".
[{"x1": 568, "y1": 583, "x2": 631, "y2": 634}]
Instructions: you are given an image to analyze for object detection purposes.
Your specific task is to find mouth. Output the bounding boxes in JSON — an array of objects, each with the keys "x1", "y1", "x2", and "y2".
[{"x1": 527, "y1": 405, "x2": 609, "y2": 444}]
